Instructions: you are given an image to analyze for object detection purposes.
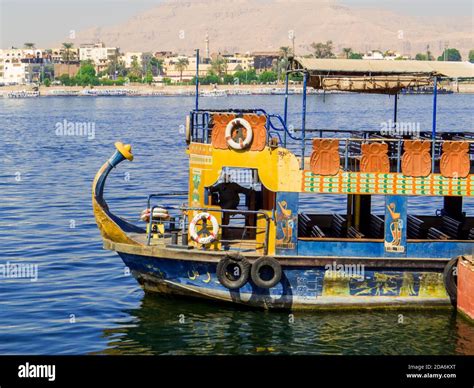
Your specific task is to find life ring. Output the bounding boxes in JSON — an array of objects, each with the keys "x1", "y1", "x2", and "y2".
[
  {"x1": 225, "y1": 118, "x2": 253, "y2": 150},
  {"x1": 216, "y1": 253, "x2": 251, "y2": 289},
  {"x1": 189, "y1": 212, "x2": 219, "y2": 245},
  {"x1": 251, "y1": 256, "x2": 282, "y2": 289},
  {"x1": 443, "y1": 256, "x2": 459, "y2": 306},
  {"x1": 140, "y1": 207, "x2": 170, "y2": 222}
]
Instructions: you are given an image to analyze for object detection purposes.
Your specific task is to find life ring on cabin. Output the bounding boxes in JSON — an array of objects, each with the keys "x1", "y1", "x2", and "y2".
[
  {"x1": 140, "y1": 207, "x2": 170, "y2": 222},
  {"x1": 250, "y1": 256, "x2": 282, "y2": 289},
  {"x1": 225, "y1": 118, "x2": 253, "y2": 150},
  {"x1": 189, "y1": 212, "x2": 219, "y2": 245},
  {"x1": 443, "y1": 256, "x2": 459, "y2": 306},
  {"x1": 216, "y1": 253, "x2": 251, "y2": 289}
]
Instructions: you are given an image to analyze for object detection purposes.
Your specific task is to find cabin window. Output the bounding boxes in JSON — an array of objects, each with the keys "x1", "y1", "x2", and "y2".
[
  {"x1": 407, "y1": 196, "x2": 474, "y2": 240},
  {"x1": 298, "y1": 194, "x2": 385, "y2": 240}
]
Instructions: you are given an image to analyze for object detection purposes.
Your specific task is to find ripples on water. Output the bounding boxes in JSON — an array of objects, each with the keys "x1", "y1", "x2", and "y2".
[{"x1": 0, "y1": 94, "x2": 473, "y2": 355}]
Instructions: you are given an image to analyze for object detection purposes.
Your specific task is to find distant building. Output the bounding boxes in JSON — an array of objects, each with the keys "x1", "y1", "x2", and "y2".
[
  {"x1": 154, "y1": 51, "x2": 174, "y2": 60},
  {"x1": 362, "y1": 49, "x2": 404, "y2": 60},
  {"x1": 362, "y1": 50, "x2": 385, "y2": 60},
  {"x1": 220, "y1": 53, "x2": 254, "y2": 71},
  {"x1": 54, "y1": 63, "x2": 80, "y2": 78},
  {"x1": 50, "y1": 47, "x2": 79, "y2": 64},
  {"x1": 79, "y1": 42, "x2": 119, "y2": 73},
  {"x1": 121, "y1": 52, "x2": 143, "y2": 68},
  {"x1": 252, "y1": 51, "x2": 279, "y2": 73},
  {"x1": 163, "y1": 55, "x2": 211, "y2": 82},
  {"x1": 0, "y1": 49, "x2": 28, "y2": 84}
]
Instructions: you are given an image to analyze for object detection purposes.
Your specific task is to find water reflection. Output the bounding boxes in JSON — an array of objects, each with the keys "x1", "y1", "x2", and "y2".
[{"x1": 98, "y1": 294, "x2": 474, "y2": 355}]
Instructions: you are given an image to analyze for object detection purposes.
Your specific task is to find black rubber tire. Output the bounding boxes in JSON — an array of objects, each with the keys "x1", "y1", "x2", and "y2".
[
  {"x1": 251, "y1": 256, "x2": 282, "y2": 289},
  {"x1": 443, "y1": 256, "x2": 459, "y2": 306},
  {"x1": 216, "y1": 256, "x2": 250, "y2": 290},
  {"x1": 226, "y1": 252, "x2": 245, "y2": 262}
]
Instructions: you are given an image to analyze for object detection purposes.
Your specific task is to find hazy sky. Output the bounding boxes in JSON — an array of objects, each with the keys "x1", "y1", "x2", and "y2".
[{"x1": 0, "y1": 0, "x2": 472, "y2": 48}]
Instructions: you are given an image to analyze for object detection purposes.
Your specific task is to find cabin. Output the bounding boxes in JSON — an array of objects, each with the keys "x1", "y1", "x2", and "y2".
[{"x1": 146, "y1": 58, "x2": 474, "y2": 262}]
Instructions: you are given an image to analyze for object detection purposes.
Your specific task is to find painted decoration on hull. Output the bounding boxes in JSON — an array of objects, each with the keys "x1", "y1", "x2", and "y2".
[{"x1": 119, "y1": 253, "x2": 449, "y2": 306}]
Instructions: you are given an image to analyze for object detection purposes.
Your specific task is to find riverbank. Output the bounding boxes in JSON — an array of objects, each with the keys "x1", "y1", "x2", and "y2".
[
  {"x1": 1, "y1": 82, "x2": 474, "y2": 97},
  {"x1": 0, "y1": 84, "x2": 309, "y2": 97}
]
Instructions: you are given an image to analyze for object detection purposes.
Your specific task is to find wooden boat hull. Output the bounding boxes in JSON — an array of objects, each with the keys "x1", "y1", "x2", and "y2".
[{"x1": 115, "y1": 249, "x2": 451, "y2": 310}]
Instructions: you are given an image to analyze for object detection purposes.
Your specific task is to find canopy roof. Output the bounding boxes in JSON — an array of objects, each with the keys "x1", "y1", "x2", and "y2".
[{"x1": 290, "y1": 58, "x2": 474, "y2": 94}]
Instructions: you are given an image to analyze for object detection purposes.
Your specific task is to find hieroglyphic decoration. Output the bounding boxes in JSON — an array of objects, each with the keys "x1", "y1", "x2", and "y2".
[
  {"x1": 384, "y1": 196, "x2": 407, "y2": 254},
  {"x1": 440, "y1": 141, "x2": 470, "y2": 178},
  {"x1": 309, "y1": 139, "x2": 340, "y2": 175},
  {"x1": 189, "y1": 143, "x2": 213, "y2": 166},
  {"x1": 302, "y1": 171, "x2": 474, "y2": 196},
  {"x1": 401, "y1": 140, "x2": 432, "y2": 177},
  {"x1": 360, "y1": 142, "x2": 390, "y2": 173}
]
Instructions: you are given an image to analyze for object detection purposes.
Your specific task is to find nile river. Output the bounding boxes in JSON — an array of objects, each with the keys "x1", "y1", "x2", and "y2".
[{"x1": 1, "y1": 93, "x2": 473, "y2": 355}]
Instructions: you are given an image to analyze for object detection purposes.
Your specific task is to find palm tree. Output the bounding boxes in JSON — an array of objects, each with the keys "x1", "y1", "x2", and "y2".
[
  {"x1": 210, "y1": 56, "x2": 227, "y2": 78},
  {"x1": 342, "y1": 48, "x2": 352, "y2": 59},
  {"x1": 24, "y1": 42, "x2": 35, "y2": 49},
  {"x1": 175, "y1": 57, "x2": 189, "y2": 82},
  {"x1": 62, "y1": 43, "x2": 74, "y2": 64},
  {"x1": 62, "y1": 42, "x2": 75, "y2": 77},
  {"x1": 279, "y1": 46, "x2": 292, "y2": 58}
]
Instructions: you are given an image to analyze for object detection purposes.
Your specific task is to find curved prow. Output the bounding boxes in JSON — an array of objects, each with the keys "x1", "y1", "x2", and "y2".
[{"x1": 92, "y1": 142, "x2": 143, "y2": 245}]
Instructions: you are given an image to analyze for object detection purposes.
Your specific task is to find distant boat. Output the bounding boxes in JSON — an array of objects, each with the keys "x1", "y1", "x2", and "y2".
[
  {"x1": 401, "y1": 86, "x2": 453, "y2": 95},
  {"x1": 7, "y1": 90, "x2": 39, "y2": 98},
  {"x1": 200, "y1": 90, "x2": 227, "y2": 97}
]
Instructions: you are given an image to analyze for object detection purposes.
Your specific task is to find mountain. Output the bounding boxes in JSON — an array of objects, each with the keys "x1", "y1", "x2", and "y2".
[{"x1": 62, "y1": 0, "x2": 473, "y2": 58}]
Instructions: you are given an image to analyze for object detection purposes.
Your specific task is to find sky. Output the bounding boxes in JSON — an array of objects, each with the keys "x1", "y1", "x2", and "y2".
[{"x1": 0, "y1": 0, "x2": 472, "y2": 49}]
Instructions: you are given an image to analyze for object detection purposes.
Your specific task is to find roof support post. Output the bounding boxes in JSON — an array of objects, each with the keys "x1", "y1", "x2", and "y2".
[
  {"x1": 431, "y1": 76, "x2": 438, "y2": 173},
  {"x1": 195, "y1": 49, "x2": 200, "y2": 111},
  {"x1": 283, "y1": 70, "x2": 290, "y2": 147},
  {"x1": 301, "y1": 71, "x2": 308, "y2": 169}
]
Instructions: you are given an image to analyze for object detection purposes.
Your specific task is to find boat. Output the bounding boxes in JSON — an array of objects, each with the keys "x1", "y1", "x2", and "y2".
[
  {"x1": 7, "y1": 90, "x2": 39, "y2": 98},
  {"x1": 92, "y1": 57, "x2": 474, "y2": 310},
  {"x1": 200, "y1": 89, "x2": 227, "y2": 97}
]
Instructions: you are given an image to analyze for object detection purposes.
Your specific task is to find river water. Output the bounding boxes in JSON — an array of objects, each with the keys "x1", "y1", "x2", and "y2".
[{"x1": 1, "y1": 93, "x2": 473, "y2": 355}]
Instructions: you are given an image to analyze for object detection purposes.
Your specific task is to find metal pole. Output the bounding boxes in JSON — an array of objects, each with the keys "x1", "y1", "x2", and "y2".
[
  {"x1": 301, "y1": 71, "x2": 308, "y2": 169},
  {"x1": 283, "y1": 71, "x2": 289, "y2": 147},
  {"x1": 195, "y1": 49, "x2": 200, "y2": 111},
  {"x1": 393, "y1": 93, "x2": 398, "y2": 129},
  {"x1": 431, "y1": 76, "x2": 438, "y2": 172}
]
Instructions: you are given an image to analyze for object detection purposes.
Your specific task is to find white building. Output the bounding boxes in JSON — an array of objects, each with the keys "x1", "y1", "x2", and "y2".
[
  {"x1": 362, "y1": 50, "x2": 385, "y2": 60},
  {"x1": 121, "y1": 52, "x2": 143, "y2": 68},
  {"x1": 0, "y1": 49, "x2": 30, "y2": 84},
  {"x1": 79, "y1": 42, "x2": 119, "y2": 73}
]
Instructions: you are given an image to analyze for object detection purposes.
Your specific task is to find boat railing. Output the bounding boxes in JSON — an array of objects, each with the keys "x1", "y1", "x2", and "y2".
[
  {"x1": 278, "y1": 128, "x2": 474, "y2": 173},
  {"x1": 145, "y1": 203, "x2": 272, "y2": 255}
]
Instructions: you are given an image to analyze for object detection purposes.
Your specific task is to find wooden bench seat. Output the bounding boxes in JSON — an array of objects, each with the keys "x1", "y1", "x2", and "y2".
[
  {"x1": 427, "y1": 227, "x2": 450, "y2": 240},
  {"x1": 407, "y1": 215, "x2": 425, "y2": 239},
  {"x1": 440, "y1": 216, "x2": 464, "y2": 239},
  {"x1": 347, "y1": 226, "x2": 365, "y2": 239},
  {"x1": 331, "y1": 214, "x2": 347, "y2": 238},
  {"x1": 311, "y1": 224, "x2": 326, "y2": 238},
  {"x1": 368, "y1": 214, "x2": 384, "y2": 238}
]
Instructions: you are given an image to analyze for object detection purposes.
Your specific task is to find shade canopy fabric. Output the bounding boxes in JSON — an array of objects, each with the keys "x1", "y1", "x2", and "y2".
[{"x1": 290, "y1": 58, "x2": 474, "y2": 94}]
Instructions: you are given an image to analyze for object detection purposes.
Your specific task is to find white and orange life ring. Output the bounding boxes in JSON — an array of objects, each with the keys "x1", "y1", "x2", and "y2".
[
  {"x1": 225, "y1": 118, "x2": 253, "y2": 150},
  {"x1": 140, "y1": 208, "x2": 170, "y2": 222},
  {"x1": 189, "y1": 212, "x2": 219, "y2": 245}
]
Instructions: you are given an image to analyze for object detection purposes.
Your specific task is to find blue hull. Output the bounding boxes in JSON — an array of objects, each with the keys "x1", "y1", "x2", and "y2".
[{"x1": 118, "y1": 253, "x2": 451, "y2": 310}]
